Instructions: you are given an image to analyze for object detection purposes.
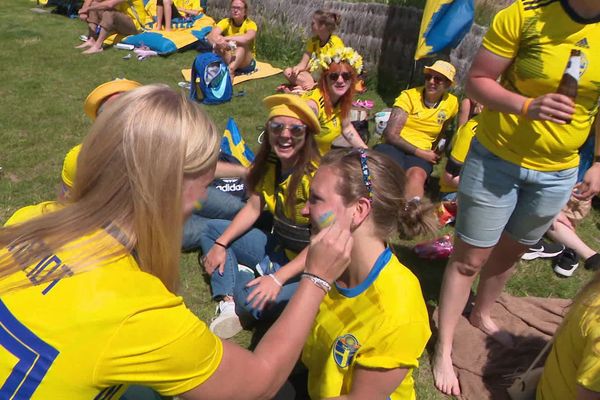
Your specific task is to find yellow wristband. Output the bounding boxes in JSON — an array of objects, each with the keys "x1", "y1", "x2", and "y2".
[{"x1": 521, "y1": 98, "x2": 533, "y2": 116}]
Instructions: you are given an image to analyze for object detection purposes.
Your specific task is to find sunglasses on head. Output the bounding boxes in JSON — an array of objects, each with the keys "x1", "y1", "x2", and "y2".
[
  {"x1": 328, "y1": 72, "x2": 352, "y2": 82},
  {"x1": 267, "y1": 121, "x2": 307, "y2": 138},
  {"x1": 424, "y1": 74, "x2": 447, "y2": 84}
]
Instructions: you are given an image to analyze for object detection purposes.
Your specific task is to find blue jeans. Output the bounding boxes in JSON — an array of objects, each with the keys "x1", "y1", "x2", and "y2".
[
  {"x1": 456, "y1": 139, "x2": 577, "y2": 247},
  {"x1": 182, "y1": 186, "x2": 245, "y2": 251}
]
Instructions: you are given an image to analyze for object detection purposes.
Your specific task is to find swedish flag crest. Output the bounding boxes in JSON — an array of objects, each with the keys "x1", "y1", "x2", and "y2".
[{"x1": 332, "y1": 334, "x2": 361, "y2": 368}]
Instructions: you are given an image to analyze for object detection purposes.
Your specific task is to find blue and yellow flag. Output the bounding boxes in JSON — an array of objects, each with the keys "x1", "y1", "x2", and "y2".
[
  {"x1": 221, "y1": 117, "x2": 255, "y2": 168},
  {"x1": 414, "y1": 0, "x2": 474, "y2": 60}
]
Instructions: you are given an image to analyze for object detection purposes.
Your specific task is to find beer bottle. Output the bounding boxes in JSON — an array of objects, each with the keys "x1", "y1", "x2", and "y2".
[{"x1": 556, "y1": 49, "x2": 580, "y2": 123}]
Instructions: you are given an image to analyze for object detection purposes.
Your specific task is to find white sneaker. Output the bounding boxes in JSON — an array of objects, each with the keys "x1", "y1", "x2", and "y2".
[{"x1": 209, "y1": 300, "x2": 242, "y2": 339}]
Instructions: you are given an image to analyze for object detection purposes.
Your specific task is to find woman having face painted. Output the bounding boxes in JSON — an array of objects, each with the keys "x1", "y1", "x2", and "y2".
[
  {"x1": 300, "y1": 149, "x2": 436, "y2": 399},
  {"x1": 201, "y1": 94, "x2": 322, "y2": 339},
  {"x1": 301, "y1": 47, "x2": 368, "y2": 155}
]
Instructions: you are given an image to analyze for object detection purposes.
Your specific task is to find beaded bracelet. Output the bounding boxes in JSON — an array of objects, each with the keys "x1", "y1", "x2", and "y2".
[
  {"x1": 521, "y1": 98, "x2": 533, "y2": 116},
  {"x1": 301, "y1": 272, "x2": 332, "y2": 294},
  {"x1": 268, "y1": 274, "x2": 282, "y2": 287}
]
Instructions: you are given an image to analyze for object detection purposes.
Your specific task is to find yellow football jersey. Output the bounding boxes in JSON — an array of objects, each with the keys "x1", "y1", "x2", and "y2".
[
  {"x1": 302, "y1": 249, "x2": 431, "y2": 399},
  {"x1": 477, "y1": 0, "x2": 600, "y2": 171},
  {"x1": 0, "y1": 205, "x2": 222, "y2": 399},
  {"x1": 302, "y1": 87, "x2": 342, "y2": 155},
  {"x1": 439, "y1": 117, "x2": 478, "y2": 194},
  {"x1": 305, "y1": 34, "x2": 345, "y2": 57},
  {"x1": 537, "y1": 281, "x2": 600, "y2": 399},
  {"x1": 392, "y1": 87, "x2": 459, "y2": 150},
  {"x1": 216, "y1": 17, "x2": 258, "y2": 58}
]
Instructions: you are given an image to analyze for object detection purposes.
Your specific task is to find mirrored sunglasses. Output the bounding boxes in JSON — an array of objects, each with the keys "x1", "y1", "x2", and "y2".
[{"x1": 267, "y1": 121, "x2": 307, "y2": 138}]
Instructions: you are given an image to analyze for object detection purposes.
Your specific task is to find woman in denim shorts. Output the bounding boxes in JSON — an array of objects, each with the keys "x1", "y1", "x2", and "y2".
[{"x1": 432, "y1": 0, "x2": 600, "y2": 396}]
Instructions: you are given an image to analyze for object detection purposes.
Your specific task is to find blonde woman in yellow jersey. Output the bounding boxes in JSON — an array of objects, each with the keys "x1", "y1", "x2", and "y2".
[
  {"x1": 283, "y1": 9, "x2": 345, "y2": 91},
  {"x1": 0, "y1": 85, "x2": 353, "y2": 399},
  {"x1": 374, "y1": 60, "x2": 459, "y2": 200},
  {"x1": 303, "y1": 47, "x2": 368, "y2": 155},
  {"x1": 207, "y1": 0, "x2": 257, "y2": 76},
  {"x1": 537, "y1": 271, "x2": 600, "y2": 399},
  {"x1": 300, "y1": 149, "x2": 434, "y2": 399},
  {"x1": 433, "y1": 0, "x2": 600, "y2": 396}
]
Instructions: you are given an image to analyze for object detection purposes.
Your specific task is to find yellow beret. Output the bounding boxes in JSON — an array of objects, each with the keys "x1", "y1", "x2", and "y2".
[
  {"x1": 84, "y1": 79, "x2": 142, "y2": 120},
  {"x1": 263, "y1": 94, "x2": 321, "y2": 136},
  {"x1": 423, "y1": 60, "x2": 456, "y2": 84},
  {"x1": 61, "y1": 144, "x2": 81, "y2": 190}
]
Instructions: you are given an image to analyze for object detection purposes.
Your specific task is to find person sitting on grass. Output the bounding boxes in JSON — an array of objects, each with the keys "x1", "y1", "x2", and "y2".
[
  {"x1": 200, "y1": 94, "x2": 321, "y2": 339},
  {"x1": 301, "y1": 148, "x2": 435, "y2": 399},
  {"x1": 76, "y1": 0, "x2": 150, "y2": 54},
  {"x1": 374, "y1": 60, "x2": 459, "y2": 201},
  {"x1": 207, "y1": 0, "x2": 257, "y2": 77},
  {"x1": 302, "y1": 47, "x2": 368, "y2": 155},
  {"x1": 155, "y1": 0, "x2": 202, "y2": 31},
  {"x1": 0, "y1": 85, "x2": 353, "y2": 400},
  {"x1": 283, "y1": 9, "x2": 345, "y2": 92}
]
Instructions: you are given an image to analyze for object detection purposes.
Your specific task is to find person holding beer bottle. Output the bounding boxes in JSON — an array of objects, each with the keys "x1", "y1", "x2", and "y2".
[{"x1": 433, "y1": 0, "x2": 600, "y2": 396}]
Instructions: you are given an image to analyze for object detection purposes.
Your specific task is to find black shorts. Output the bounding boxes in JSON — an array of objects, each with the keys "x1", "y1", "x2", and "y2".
[{"x1": 373, "y1": 143, "x2": 433, "y2": 175}]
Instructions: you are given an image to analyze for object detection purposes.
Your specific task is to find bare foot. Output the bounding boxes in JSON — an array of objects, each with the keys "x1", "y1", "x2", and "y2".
[
  {"x1": 75, "y1": 40, "x2": 94, "y2": 49},
  {"x1": 469, "y1": 312, "x2": 514, "y2": 347},
  {"x1": 82, "y1": 47, "x2": 103, "y2": 54},
  {"x1": 433, "y1": 350, "x2": 461, "y2": 396}
]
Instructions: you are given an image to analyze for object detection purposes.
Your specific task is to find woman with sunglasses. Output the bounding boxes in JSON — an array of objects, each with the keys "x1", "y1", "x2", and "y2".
[
  {"x1": 374, "y1": 60, "x2": 458, "y2": 201},
  {"x1": 207, "y1": 0, "x2": 257, "y2": 76},
  {"x1": 201, "y1": 94, "x2": 322, "y2": 338},
  {"x1": 302, "y1": 47, "x2": 368, "y2": 155},
  {"x1": 0, "y1": 85, "x2": 353, "y2": 399},
  {"x1": 300, "y1": 148, "x2": 435, "y2": 399}
]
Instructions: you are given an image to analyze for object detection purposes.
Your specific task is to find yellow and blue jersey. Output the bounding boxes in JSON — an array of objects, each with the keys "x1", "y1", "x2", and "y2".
[
  {"x1": 216, "y1": 17, "x2": 258, "y2": 58},
  {"x1": 305, "y1": 34, "x2": 345, "y2": 58},
  {"x1": 302, "y1": 87, "x2": 342, "y2": 155},
  {"x1": 302, "y1": 249, "x2": 431, "y2": 399}
]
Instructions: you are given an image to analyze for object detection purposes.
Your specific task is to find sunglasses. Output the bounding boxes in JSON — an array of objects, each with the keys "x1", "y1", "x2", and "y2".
[
  {"x1": 328, "y1": 72, "x2": 352, "y2": 82},
  {"x1": 424, "y1": 74, "x2": 447, "y2": 84},
  {"x1": 267, "y1": 121, "x2": 307, "y2": 138}
]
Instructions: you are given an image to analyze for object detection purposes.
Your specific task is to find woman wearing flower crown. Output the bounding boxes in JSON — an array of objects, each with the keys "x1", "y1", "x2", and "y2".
[
  {"x1": 302, "y1": 47, "x2": 368, "y2": 155},
  {"x1": 283, "y1": 9, "x2": 345, "y2": 91},
  {"x1": 301, "y1": 148, "x2": 435, "y2": 399}
]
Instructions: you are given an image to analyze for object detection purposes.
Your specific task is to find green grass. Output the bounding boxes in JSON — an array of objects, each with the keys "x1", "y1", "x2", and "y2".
[{"x1": 2, "y1": 2, "x2": 598, "y2": 399}]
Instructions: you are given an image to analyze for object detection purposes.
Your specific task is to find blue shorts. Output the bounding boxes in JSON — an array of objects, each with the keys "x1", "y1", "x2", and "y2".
[
  {"x1": 236, "y1": 58, "x2": 256, "y2": 74},
  {"x1": 373, "y1": 143, "x2": 433, "y2": 175},
  {"x1": 455, "y1": 139, "x2": 577, "y2": 247}
]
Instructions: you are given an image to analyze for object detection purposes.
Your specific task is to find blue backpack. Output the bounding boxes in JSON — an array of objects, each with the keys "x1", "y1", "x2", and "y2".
[{"x1": 189, "y1": 53, "x2": 233, "y2": 105}]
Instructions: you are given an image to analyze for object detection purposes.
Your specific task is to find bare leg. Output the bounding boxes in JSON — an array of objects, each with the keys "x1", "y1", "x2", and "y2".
[
  {"x1": 76, "y1": 24, "x2": 97, "y2": 48},
  {"x1": 546, "y1": 218, "x2": 596, "y2": 260},
  {"x1": 295, "y1": 71, "x2": 316, "y2": 91},
  {"x1": 468, "y1": 233, "x2": 527, "y2": 345},
  {"x1": 82, "y1": 25, "x2": 108, "y2": 54},
  {"x1": 228, "y1": 46, "x2": 251, "y2": 76},
  {"x1": 156, "y1": 5, "x2": 164, "y2": 30},
  {"x1": 433, "y1": 238, "x2": 493, "y2": 396},
  {"x1": 404, "y1": 166, "x2": 428, "y2": 200},
  {"x1": 164, "y1": 0, "x2": 172, "y2": 31}
]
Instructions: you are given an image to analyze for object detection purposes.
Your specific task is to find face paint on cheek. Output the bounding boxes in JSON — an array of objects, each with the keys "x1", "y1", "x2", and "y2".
[
  {"x1": 193, "y1": 199, "x2": 203, "y2": 211},
  {"x1": 317, "y1": 210, "x2": 335, "y2": 229}
]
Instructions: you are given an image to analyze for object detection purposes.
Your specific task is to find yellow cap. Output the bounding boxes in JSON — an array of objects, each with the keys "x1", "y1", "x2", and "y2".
[
  {"x1": 263, "y1": 94, "x2": 320, "y2": 135},
  {"x1": 423, "y1": 60, "x2": 456, "y2": 83},
  {"x1": 61, "y1": 144, "x2": 81, "y2": 190},
  {"x1": 84, "y1": 79, "x2": 142, "y2": 120}
]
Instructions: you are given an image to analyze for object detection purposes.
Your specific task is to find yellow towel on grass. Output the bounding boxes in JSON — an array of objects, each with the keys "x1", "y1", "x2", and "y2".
[{"x1": 182, "y1": 61, "x2": 282, "y2": 85}]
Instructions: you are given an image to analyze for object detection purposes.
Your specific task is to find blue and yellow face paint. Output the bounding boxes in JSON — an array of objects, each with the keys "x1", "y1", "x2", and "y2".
[
  {"x1": 193, "y1": 199, "x2": 204, "y2": 211},
  {"x1": 317, "y1": 210, "x2": 335, "y2": 229}
]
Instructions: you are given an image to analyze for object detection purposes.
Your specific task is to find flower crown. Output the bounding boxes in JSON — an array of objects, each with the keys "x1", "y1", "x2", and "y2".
[{"x1": 309, "y1": 47, "x2": 364, "y2": 76}]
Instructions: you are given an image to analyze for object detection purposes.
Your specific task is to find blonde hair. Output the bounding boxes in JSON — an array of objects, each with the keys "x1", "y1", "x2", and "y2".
[
  {"x1": 321, "y1": 149, "x2": 436, "y2": 241},
  {"x1": 0, "y1": 85, "x2": 220, "y2": 292}
]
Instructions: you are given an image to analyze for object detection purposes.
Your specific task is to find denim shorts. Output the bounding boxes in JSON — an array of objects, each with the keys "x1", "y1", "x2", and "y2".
[{"x1": 455, "y1": 139, "x2": 577, "y2": 247}]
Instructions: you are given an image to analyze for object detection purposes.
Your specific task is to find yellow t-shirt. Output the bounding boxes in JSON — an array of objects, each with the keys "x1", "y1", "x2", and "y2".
[
  {"x1": 537, "y1": 282, "x2": 600, "y2": 399},
  {"x1": 305, "y1": 34, "x2": 345, "y2": 57},
  {"x1": 303, "y1": 87, "x2": 342, "y2": 155},
  {"x1": 216, "y1": 17, "x2": 258, "y2": 58},
  {"x1": 255, "y1": 155, "x2": 315, "y2": 259},
  {"x1": 0, "y1": 205, "x2": 223, "y2": 399},
  {"x1": 392, "y1": 87, "x2": 459, "y2": 150},
  {"x1": 439, "y1": 117, "x2": 478, "y2": 194},
  {"x1": 302, "y1": 249, "x2": 431, "y2": 399},
  {"x1": 116, "y1": 0, "x2": 151, "y2": 30},
  {"x1": 477, "y1": 0, "x2": 600, "y2": 171}
]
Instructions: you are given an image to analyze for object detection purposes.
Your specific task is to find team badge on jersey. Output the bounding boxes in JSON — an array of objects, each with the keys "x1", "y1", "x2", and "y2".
[
  {"x1": 332, "y1": 334, "x2": 361, "y2": 368},
  {"x1": 437, "y1": 110, "x2": 447, "y2": 125}
]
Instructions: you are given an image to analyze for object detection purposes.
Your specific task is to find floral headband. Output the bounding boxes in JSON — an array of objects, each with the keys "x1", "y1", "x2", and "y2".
[{"x1": 309, "y1": 47, "x2": 364, "y2": 77}]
